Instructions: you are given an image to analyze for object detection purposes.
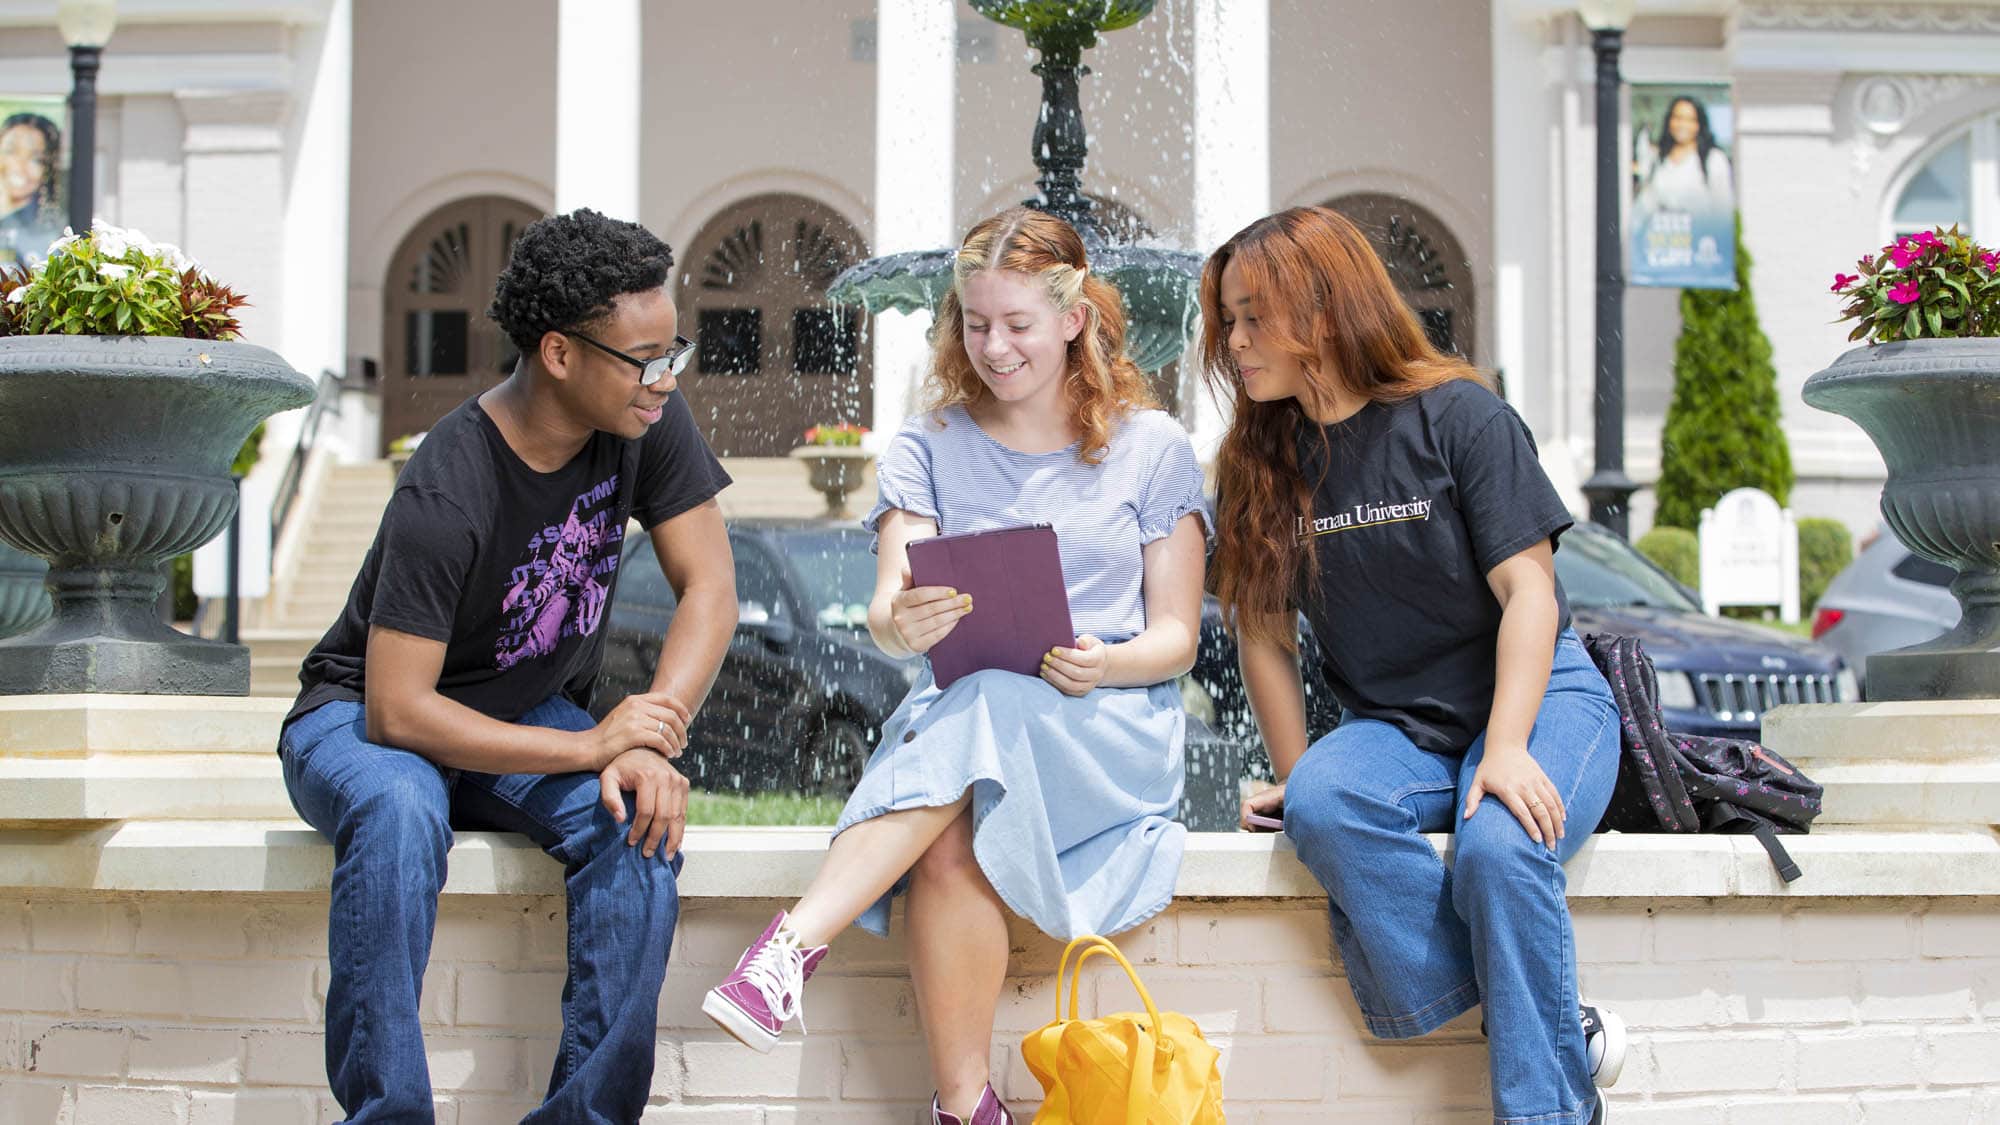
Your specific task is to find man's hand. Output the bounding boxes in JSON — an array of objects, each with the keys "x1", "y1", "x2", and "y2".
[
  {"x1": 585, "y1": 692, "x2": 691, "y2": 770},
  {"x1": 599, "y1": 748, "x2": 690, "y2": 859}
]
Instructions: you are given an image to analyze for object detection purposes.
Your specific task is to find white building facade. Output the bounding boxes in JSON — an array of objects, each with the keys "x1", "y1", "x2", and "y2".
[{"x1": 5, "y1": 0, "x2": 1999, "y2": 536}]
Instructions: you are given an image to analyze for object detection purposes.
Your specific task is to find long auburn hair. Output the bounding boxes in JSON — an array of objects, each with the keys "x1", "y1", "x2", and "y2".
[
  {"x1": 926, "y1": 207, "x2": 1156, "y2": 464},
  {"x1": 1200, "y1": 205, "x2": 1487, "y2": 648}
]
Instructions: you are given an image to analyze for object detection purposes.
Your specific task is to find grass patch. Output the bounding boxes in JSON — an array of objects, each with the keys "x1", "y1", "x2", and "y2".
[{"x1": 690, "y1": 791, "x2": 844, "y2": 826}]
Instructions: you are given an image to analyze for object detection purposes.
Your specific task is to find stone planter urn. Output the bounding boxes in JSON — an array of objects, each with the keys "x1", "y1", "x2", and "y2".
[
  {"x1": 0, "y1": 541, "x2": 51, "y2": 640},
  {"x1": 0, "y1": 336, "x2": 315, "y2": 695},
  {"x1": 789, "y1": 445, "x2": 874, "y2": 520},
  {"x1": 1803, "y1": 338, "x2": 2000, "y2": 700}
]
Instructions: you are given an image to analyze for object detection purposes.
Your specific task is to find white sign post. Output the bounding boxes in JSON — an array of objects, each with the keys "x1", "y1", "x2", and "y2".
[{"x1": 1698, "y1": 487, "x2": 1799, "y2": 623}]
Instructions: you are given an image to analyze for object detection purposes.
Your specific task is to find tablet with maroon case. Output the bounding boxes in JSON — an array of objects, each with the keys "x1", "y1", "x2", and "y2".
[{"x1": 905, "y1": 523, "x2": 1075, "y2": 689}]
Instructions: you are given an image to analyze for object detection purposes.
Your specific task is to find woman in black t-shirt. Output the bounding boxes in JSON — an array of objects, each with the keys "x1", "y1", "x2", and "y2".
[{"x1": 1203, "y1": 207, "x2": 1623, "y2": 1125}]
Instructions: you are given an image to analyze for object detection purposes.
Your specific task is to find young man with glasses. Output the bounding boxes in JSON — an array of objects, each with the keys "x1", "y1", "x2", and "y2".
[{"x1": 279, "y1": 208, "x2": 735, "y2": 1122}]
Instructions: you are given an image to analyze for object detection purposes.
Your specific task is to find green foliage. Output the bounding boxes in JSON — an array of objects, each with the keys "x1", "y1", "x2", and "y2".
[
  {"x1": 1832, "y1": 226, "x2": 2000, "y2": 344},
  {"x1": 688, "y1": 791, "x2": 846, "y2": 826},
  {"x1": 1655, "y1": 218, "x2": 1795, "y2": 530},
  {"x1": 232, "y1": 424, "x2": 266, "y2": 477},
  {"x1": 1798, "y1": 517, "x2": 1854, "y2": 613},
  {"x1": 0, "y1": 225, "x2": 246, "y2": 341},
  {"x1": 1636, "y1": 526, "x2": 1699, "y2": 590}
]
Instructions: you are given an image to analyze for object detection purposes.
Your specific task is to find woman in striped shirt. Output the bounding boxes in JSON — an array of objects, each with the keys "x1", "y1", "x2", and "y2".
[{"x1": 702, "y1": 208, "x2": 1211, "y2": 1125}]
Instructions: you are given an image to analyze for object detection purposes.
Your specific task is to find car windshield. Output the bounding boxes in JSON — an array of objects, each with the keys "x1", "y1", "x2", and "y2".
[
  {"x1": 1556, "y1": 527, "x2": 1702, "y2": 612},
  {"x1": 779, "y1": 528, "x2": 877, "y2": 630}
]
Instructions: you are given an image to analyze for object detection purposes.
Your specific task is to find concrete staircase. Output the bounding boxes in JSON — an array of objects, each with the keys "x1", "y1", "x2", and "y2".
[{"x1": 245, "y1": 461, "x2": 394, "y2": 698}]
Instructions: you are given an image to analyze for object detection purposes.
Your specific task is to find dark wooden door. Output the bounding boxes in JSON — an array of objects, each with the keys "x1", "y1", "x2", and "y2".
[
  {"x1": 1325, "y1": 192, "x2": 1477, "y2": 363},
  {"x1": 379, "y1": 196, "x2": 545, "y2": 454},
  {"x1": 673, "y1": 194, "x2": 871, "y2": 456}
]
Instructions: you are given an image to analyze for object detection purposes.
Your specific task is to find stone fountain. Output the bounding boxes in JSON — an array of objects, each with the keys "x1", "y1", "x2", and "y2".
[
  {"x1": 828, "y1": 0, "x2": 1202, "y2": 373},
  {"x1": 829, "y1": 1, "x2": 1239, "y2": 827}
]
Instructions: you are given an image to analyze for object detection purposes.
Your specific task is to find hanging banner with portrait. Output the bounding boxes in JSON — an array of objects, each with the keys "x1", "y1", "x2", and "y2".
[
  {"x1": 1629, "y1": 83, "x2": 1737, "y2": 290},
  {"x1": 0, "y1": 96, "x2": 68, "y2": 270}
]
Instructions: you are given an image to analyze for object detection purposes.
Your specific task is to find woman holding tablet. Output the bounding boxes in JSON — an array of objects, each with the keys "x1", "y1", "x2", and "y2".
[
  {"x1": 703, "y1": 207, "x2": 1210, "y2": 1125},
  {"x1": 1205, "y1": 206, "x2": 1624, "y2": 1125}
]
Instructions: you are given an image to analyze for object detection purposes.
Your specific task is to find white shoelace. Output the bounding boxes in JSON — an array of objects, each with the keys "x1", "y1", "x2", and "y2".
[{"x1": 741, "y1": 930, "x2": 810, "y2": 1033}]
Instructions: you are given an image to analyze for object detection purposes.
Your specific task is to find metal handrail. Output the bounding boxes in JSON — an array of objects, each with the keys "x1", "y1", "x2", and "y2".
[{"x1": 270, "y1": 367, "x2": 344, "y2": 534}]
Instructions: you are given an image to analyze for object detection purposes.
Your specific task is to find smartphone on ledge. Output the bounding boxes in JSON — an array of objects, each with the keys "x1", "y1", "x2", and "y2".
[{"x1": 1244, "y1": 810, "x2": 1283, "y2": 832}]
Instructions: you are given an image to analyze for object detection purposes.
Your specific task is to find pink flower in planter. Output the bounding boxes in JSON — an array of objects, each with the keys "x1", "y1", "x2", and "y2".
[
  {"x1": 1983, "y1": 250, "x2": 2000, "y2": 273},
  {"x1": 1831, "y1": 273, "x2": 1860, "y2": 292},
  {"x1": 1887, "y1": 279, "x2": 1923, "y2": 304},
  {"x1": 1913, "y1": 230, "x2": 1942, "y2": 249},
  {"x1": 1891, "y1": 238, "x2": 1927, "y2": 269}
]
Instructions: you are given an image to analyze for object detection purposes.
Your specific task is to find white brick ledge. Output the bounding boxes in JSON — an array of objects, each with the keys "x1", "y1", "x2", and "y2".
[{"x1": 0, "y1": 823, "x2": 1994, "y2": 901}]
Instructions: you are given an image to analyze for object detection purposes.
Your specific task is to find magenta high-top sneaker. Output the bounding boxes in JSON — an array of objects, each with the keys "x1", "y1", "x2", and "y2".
[
  {"x1": 700, "y1": 911, "x2": 828, "y2": 1052},
  {"x1": 931, "y1": 1083, "x2": 1013, "y2": 1125}
]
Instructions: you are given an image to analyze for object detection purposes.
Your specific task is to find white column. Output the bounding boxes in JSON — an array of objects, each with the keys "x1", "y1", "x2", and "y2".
[
  {"x1": 1491, "y1": 1, "x2": 1565, "y2": 486},
  {"x1": 870, "y1": 0, "x2": 957, "y2": 446},
  {"x1": 1190, "y1": 0, "x2": 1269, "y2": 463},
  {"x1": 556, "y1": 0, "x2": 641, "y2": 219},
  {"x1": 280, "y1": 0, "x2": 351, "y2": 390}
]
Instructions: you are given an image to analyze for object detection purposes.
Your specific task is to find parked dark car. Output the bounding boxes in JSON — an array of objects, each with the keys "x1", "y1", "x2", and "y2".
[
  {"x1": 594, "y1": 519, "x2": 1246, "y2": 826},
  {"x1": 1560, "y1": 522, "x2": 1853, "y2": 737},
  {"x1": 593, "y1": 520, "x2": 920, "y2": 794},
  {"x1": 1811, "y1": 524, "x2": 1959, "y2": 697},
  {"x1": 1187, "y1": 521, "x2": 1854, "y2": 770}
]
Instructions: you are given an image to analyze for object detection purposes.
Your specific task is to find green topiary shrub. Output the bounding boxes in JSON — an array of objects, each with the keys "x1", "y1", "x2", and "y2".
[
  {"x1": 1654, "y1": 217, "x2": 1795, "y2": 530},
  {"x1": 1637, "y1": 526, "x2": 1699, "y2": 591},
  {"x1": 1798, "y1": 517, "x2": 1854, "y2": 614}
]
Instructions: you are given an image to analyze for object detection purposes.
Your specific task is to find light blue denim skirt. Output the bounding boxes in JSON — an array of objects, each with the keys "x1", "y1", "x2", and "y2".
[{"x1": 833, "y1": 666, "x2": 1187, "y2": 940}]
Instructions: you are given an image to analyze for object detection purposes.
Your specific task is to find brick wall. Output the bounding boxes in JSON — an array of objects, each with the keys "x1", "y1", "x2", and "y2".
[{"x1": 2, "y1": 894, "x2": 1996, "y2": 1124}]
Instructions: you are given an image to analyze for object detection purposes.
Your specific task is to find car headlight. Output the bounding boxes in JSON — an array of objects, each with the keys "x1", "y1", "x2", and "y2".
[
  {"x1": 1836, "y1": 666, "x2": 1858, "y2": 703},
  {"x1": 1655, "y1": 670, "x2": 1698, "y2": 711},
  {"x1": 1179, "y1": 674, "x2": 1218, "y2": 728}
]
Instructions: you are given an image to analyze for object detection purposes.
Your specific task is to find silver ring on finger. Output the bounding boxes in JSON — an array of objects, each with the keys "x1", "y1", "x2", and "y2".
[{"x1": 656, "y1": 719, "x2": 666, "y2": 736}]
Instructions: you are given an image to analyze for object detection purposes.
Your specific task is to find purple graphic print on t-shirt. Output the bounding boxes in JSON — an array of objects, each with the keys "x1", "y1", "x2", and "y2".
[{"x1": 495, "y1": 474, "x2": 625, "y2": 669}]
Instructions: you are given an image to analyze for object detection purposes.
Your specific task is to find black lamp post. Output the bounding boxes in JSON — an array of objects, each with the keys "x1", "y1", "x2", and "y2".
[
  {"x1": 1578, "y1": 0, "x2": 1638, "y2": 537},
  {"x1": 57, "y1": 0, "x2": 117, "y2": 235}
]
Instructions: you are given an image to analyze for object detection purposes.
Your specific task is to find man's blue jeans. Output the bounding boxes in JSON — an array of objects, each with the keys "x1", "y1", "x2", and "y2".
[
  {"x1": 1282, "y1": 630, "x2": 1620, "y2": 1125},
  {"x1": 280, "y1": 696, "x2": 681, "y2": 1124}
]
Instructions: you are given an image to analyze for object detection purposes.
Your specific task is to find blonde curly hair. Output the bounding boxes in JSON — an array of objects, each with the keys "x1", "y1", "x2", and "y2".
[{"x1": 925, "y1": 208, "x2": 1157, "y2": 464}]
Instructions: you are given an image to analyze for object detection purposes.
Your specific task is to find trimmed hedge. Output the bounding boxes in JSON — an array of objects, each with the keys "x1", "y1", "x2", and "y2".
[
  {"x1": 1799, "y1": 517, "x2": 1853, "y2": 614},
  {"x1": 1637, "y1": 526, "x2": 1700, "y2": 591}
]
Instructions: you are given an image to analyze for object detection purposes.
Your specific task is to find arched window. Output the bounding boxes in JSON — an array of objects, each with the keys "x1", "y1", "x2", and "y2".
[{"x1": 1889, "y1": 116, "x2": 1999, "y2": 241}]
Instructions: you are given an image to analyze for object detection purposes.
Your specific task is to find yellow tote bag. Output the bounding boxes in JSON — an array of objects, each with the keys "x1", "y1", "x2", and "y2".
[{"x1": 1022, "y1": 935, "x2": 1225, "y2": 1124}]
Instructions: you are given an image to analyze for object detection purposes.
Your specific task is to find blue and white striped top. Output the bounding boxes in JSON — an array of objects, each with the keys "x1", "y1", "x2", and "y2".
[{"x1": 864, "y1": 404, "x2": 1212, "y2": 644}]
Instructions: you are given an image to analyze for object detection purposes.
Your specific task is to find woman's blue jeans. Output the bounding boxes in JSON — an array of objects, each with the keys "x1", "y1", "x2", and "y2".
[
  {"x1": 1283, "y1": 629, "x2": 1620, "y2": 1125},
  {"x1": 280, "y1": 696, "x2": 682, "y2": 1125}
]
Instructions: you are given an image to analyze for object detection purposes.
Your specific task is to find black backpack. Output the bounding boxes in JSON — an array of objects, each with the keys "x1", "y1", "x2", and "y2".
[{"x1": 1583, "y1": 633, "x2": 1823, "y2": 882}]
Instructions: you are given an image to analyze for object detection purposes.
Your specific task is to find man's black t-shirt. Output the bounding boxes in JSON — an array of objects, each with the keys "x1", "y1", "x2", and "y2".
[
  {"x1": 287, "y1": 390, "x2": 731, "y2": 727},
  {"x1": 1295, "y1": 378, "x2": 1573, "y2": 755}
]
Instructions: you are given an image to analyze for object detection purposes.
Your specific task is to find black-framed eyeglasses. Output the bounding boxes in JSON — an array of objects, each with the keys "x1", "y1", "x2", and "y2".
[{"x1": 567, "y1": 330, "x2": 696, "y2": 386}]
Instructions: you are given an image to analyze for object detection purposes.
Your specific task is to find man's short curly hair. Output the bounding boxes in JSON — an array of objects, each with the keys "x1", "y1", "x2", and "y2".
[{"x1": 487, "y1": 208, "x2": 676, "y2": 354}]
